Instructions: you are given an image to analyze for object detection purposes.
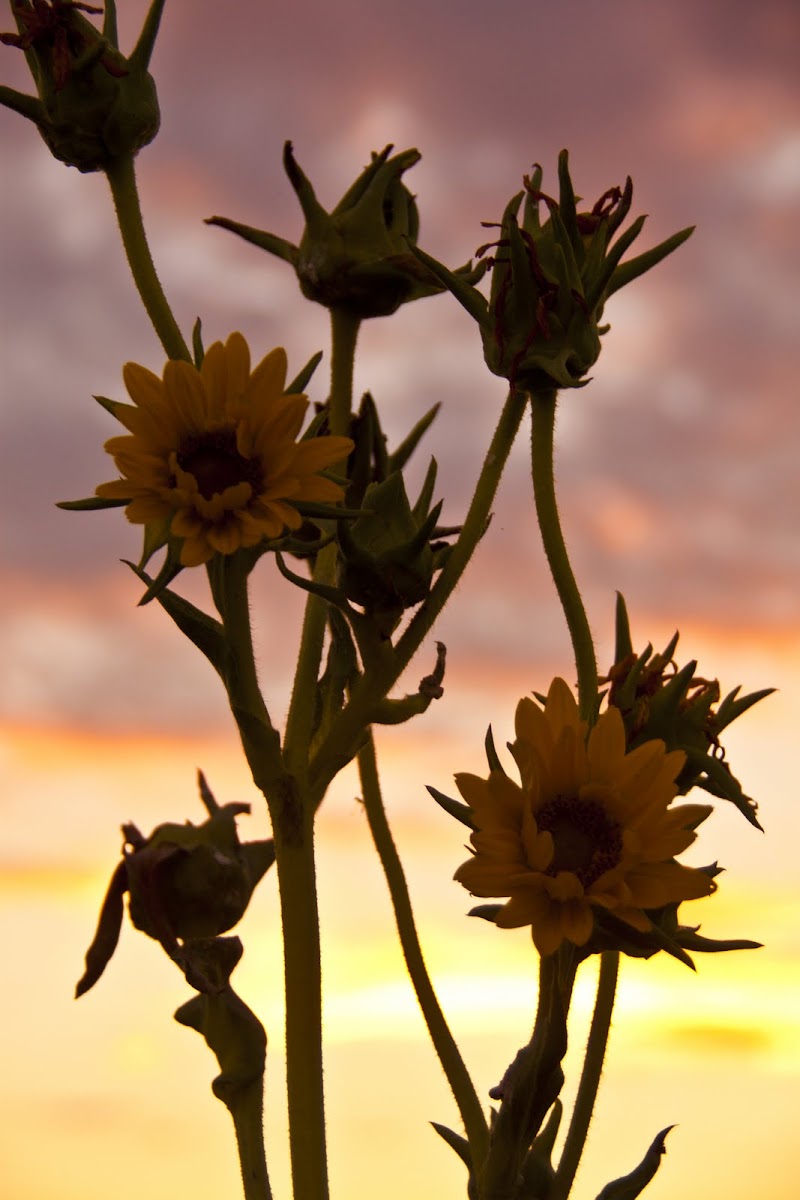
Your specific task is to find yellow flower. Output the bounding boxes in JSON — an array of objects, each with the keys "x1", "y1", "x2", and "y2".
[
  {"x1": 454, "y1": 678, "x2": 716, "y2": 957},
  {"x1": 96, "y1": 332, "x2": 353, "y2": 567}
]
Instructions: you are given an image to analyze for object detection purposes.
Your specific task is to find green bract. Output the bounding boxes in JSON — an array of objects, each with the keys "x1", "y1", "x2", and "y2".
[
  {"x1": 207, "y1": 142, "x2": 486, "y2": 318},
  {"x1": 413, "y1": 150, "x2": 694, "y2": 390},
  {"x1": 0, "y1": 0, "x2": 164, "y2": 172}
]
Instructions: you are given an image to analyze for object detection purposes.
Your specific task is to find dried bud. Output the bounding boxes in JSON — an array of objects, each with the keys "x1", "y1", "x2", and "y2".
[
  {"x1": 605, "y1": 593, "x2": 774, "y2": 828},
  {"x1": 412, "y1": 151, "x2": 693, "y2": 391},
  {"x1": 75, "y1": 773, "x2": 275, "y2": 996}
]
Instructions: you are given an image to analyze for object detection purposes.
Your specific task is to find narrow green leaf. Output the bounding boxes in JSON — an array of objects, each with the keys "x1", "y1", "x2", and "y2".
[
  {"x1": 126, "y1": 562, "x2": 227, "y2": 675},
  {"x1": 286, "y1": 350, "x2": 323, "y2": 395}
]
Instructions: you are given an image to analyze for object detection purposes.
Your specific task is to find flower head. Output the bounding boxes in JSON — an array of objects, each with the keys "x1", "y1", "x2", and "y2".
[
  {"x1": 454, "y1": 678, "x2": 716, "y2": 956},
  {"x1": 96, "y1": 332, "x2": 354, "y2": 567}
]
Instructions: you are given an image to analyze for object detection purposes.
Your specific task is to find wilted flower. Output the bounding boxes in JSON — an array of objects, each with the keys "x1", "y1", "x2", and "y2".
[
  {"x1": 412, "y1": 151, "x2": 693, "y2": 391},
  {"x1": 94, "y1": 332, "x2": 353, "y2": 567},
  {"x1": 454, "y1": 678, "x2": 716, "y2": 956}
]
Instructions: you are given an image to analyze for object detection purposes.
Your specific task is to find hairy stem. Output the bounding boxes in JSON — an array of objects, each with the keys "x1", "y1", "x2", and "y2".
[
  {"x1": 282, "y1": 307, "x2": 359, "y2": 778},
  {"x1": 529, "y1": 388, "x2": 597, "y2": 720},
  {"x1": 214, "y1": 556, "x2": 327, "y2": 1200},
  {"x1": 552, "y1": 951, "x2": 619, "y2": 1200},
  {"x1": 104, "y1": 155, "x2": 190, "y2": 361},
  {"x1": 358, "y1": 732, "x2": 489, "y2": 1167},
  {"x1": 309, "y1": 387, "x2": 529, "y2": 802},
  {"x1": 229, "y1": 1079, "x2": 273, "y2": 1200}
]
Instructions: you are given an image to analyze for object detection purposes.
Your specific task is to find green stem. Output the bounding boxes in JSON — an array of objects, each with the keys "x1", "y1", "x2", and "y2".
[
  {"x1": 104, "y1": 154, "x2": 190, "y2": 361},
  {"x1": 272, "y1": 799, "x2": 328, "y2": 1200},
  {"x1": 529, "y1": 388, "x2": 597, "y2": 720},
  {"x1": 309, "y1": 387, "x2": 529, "y2": 802},
  {"x1": 282, "y1": 307, "x2": 359, "y2": 777},
  {"x1": 358, "y1": 732, "x2": 489, "y2": 1167},
  {"x1": 229, "y1": 1079, "x2": 273, "y2": 1200},
  {"x1": 328, "y1": 307, "x2": 361, "y2": 435},
  {"x1": 481, "y1": 946, "x2": 577, "y2": 1200},
  {"x1": 551, "y1": 951, "x2": 619, "y2": 1200},
  {"x1": 213, "y1": 557, "x2": 328, "y2": 1200}
]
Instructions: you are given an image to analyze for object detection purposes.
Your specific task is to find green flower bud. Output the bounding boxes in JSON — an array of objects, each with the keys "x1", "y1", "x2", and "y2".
[
  {"x1": 207, "y1": 142, "x2": 486, "y2": 319},
  {"x1": 412, "y1": 151, "x2": 694, "y2": 391},
  {"x1": 338, "y1": 461, "x2": 451, "y2": 636},
  {"x1": 0, "y1": 0, "x2": 164, "y2": 172}
]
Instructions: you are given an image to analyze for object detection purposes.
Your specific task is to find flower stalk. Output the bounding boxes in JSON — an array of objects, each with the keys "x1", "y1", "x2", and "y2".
[
  {"x1": 529, "y1": 387, "x2": 597, "y2": 720},
  {"x1": 358, "y1": 731, "x2": 490, "y2": 1168},
  {"x1": 552, "y1": 950, "x2": 619, "y2": 1200},
  {"x1": 104, "y1": 154, "x2": 190, "y2": 361},
  {"x1": 308, "y1": 386, "x2": 529, "y2": 804}
]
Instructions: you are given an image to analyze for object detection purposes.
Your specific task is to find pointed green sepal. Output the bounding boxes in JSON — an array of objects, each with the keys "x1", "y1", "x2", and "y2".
[
  {"x1": 426, "y1": 785, "x2": 475, "y2": 829},
  {"x1": 57, "y1": 495, "x2": 129, "y2": 511},
  {"x1": 607, "y1": 227, "x2": 694, "y2": 297},
  {"x1": 286, "y1": 350, "x2": 323, "y2": 395},
  {"x1": 430, "y1": 1122, "x2": 472, "y2": 1170},
  {"x1": 204, "y1": 215, "x2": 299, "y2": 265}
]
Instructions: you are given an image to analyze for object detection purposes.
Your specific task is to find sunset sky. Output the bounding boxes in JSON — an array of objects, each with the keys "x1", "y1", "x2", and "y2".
[{"x1": 1, "y1": 1, "x2": 799, "y2": 1198}]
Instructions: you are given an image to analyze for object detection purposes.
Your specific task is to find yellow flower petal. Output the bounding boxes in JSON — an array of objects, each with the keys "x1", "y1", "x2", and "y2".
[{"x1": 95, "y1": 334, "x2": 354, "y2": 567}]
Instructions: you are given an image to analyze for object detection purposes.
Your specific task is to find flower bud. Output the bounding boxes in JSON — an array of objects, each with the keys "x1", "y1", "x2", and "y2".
[
  {"x1": 207, "y1": 142, "x2": 486, "y2": 319},
  {"x1": 338, "y1": 462, "x2": 451, "y2": 636},
  {"x1": 412, "y1": 151, "x2": 694, "y2": 391},
  {"x1": 0, "y1": 0, "x2": 163, "y2": 172}
]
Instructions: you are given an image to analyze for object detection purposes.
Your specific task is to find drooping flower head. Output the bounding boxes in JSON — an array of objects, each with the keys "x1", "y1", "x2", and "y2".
[
  {"x1": 454, "y1": 678, "x2": 716, "y2": 957},
  {"x1": 96, "y1": 332, "x2": 354, "y2": 567}
]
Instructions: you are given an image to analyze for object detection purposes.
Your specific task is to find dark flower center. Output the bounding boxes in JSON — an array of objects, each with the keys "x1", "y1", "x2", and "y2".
[
  {"x1": 176, "y1": 430, "x2": 263, "y2": 501},
  {"x1": 536, "y1": 794, "x2": 622, "y2": 888}
]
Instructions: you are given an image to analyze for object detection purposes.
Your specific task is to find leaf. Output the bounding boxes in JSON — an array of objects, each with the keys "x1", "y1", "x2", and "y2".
[
  {"x1": 595, "y1": 1126, "x2": 675, "y2": 1199},
  {"x1": 125, "y1": 562, "x2": 227, "y2": 676}
]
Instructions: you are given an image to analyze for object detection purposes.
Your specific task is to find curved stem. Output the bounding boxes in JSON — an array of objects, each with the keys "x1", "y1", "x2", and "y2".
[
  {"x1": 229, "y1": 1079, "x2": 273, "y2": 1200},
  {"x1": 282, "y1": 308, "x2": 359, "y2": 777},
  {"x1": 551, "y1": 951, "x2": 619, "y2": 1200},
  {"x1": 104, "y1": 155, "x2": 190, "y2": 361},
  {"x1": 529, "y1": 388, "x2": 597, "y2": 720},
  {"x1": 358, "y1": 731, "x2": 490, "y2": 1167},
  {"x1": 309, "y1": 387, "x2": 529, "y2": 803}
]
